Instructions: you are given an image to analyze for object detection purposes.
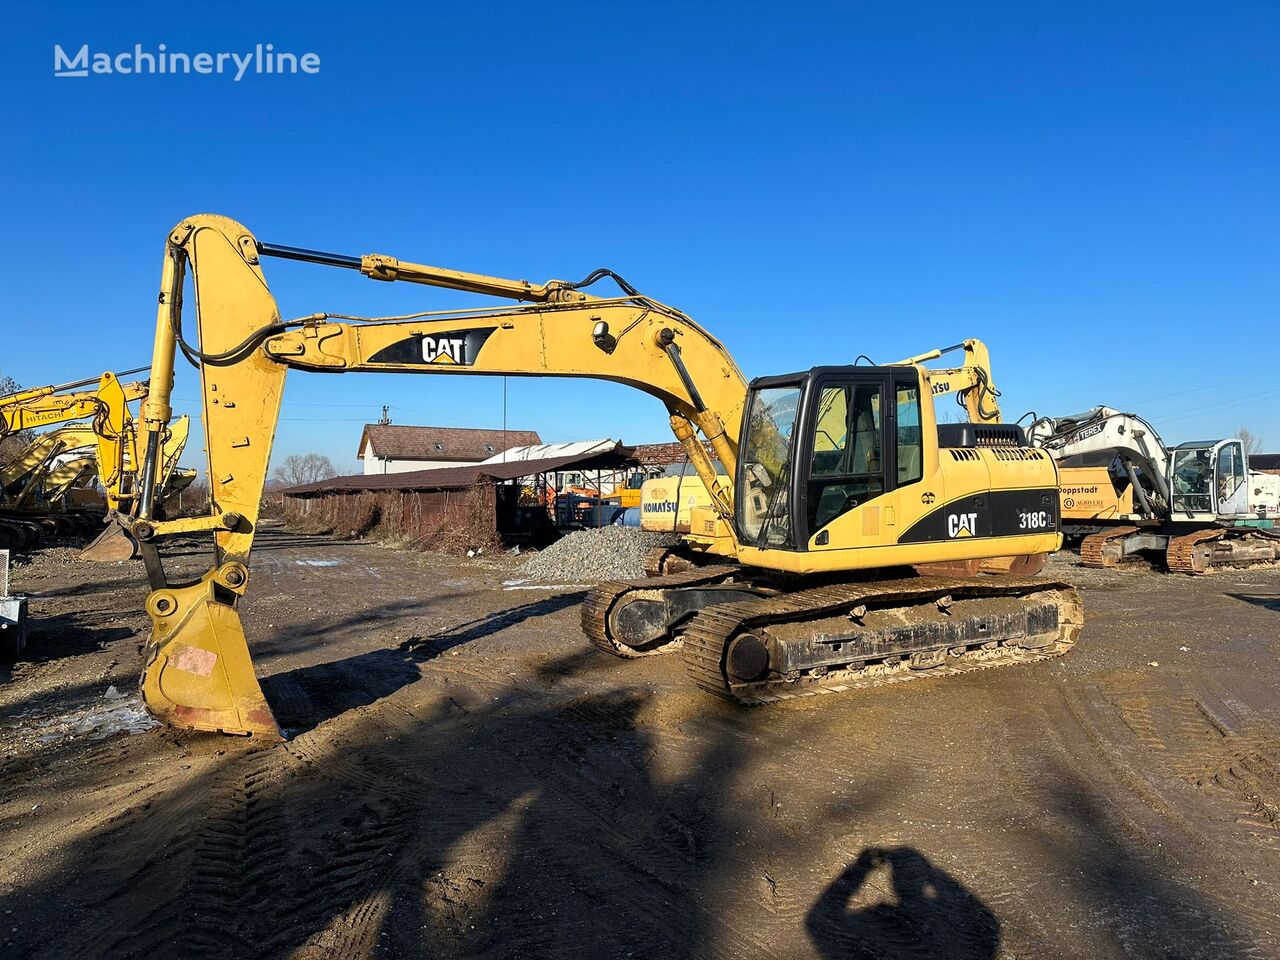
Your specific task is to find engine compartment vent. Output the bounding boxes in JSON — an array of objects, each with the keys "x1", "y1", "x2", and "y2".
[{"x1": 938, "y1": 423, "x2": 1029, "y2": 449}]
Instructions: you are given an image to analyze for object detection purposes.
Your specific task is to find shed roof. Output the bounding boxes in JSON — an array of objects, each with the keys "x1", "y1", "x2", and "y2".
[
  {"x1": 1251, "y1": 453, "x2": 1280, "y2": 471},
  {"x1": 632, "y1": 440, "x2": 716, "y2": 467},
  {"x1": 480, "y1": 439, "x2": 619, "y2": 464},
  {"x1": 358, "y1": 424, "x2": 542, "y2": 463}
]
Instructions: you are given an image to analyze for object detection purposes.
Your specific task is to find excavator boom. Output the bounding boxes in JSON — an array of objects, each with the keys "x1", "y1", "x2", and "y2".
[{"x1": 893, "y1": 339, "x2": 1002, "y2": 424}]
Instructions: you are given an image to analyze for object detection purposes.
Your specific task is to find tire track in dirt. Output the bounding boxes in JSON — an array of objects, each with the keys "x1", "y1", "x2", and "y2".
[
  {"x1": 1076, "y1": 675, "x2": 1280, "y2": 852},
  {"x1": 1049, "y1": 676, "x2": 1280, "y2": 957}
]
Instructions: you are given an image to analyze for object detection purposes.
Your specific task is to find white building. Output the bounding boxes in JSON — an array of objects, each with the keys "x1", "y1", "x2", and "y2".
[{"x1": 358, "y1": 423, "x2": 542, "y2": 475}]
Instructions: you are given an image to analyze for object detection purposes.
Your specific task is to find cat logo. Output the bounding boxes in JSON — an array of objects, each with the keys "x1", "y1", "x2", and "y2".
[
  {"x1": 946, "y1": 512, "x2": 978, "y2": 538},
  {"x1": 368, "y1": 328, "x2": 496, "y2": 368},
  {"x1": 422, "y1": 337, "x2": 466, "y2": 364}
]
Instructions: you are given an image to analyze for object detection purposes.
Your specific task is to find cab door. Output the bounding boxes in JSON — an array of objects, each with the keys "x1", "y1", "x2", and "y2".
[
  {"x1": 801, "y1": 373, "x2": 891, "y2": 541},
  {"x1": 1213, "y1": 440, "x2": 1248, "y2": 517}
]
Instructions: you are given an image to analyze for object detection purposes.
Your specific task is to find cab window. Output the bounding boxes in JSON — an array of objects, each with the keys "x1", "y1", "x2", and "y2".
[
  {"x1": 807, "y1": 383, "x2": 884, "y2": 532},
  {"x1": 896, "y1": 381, "x2": 922, "y2": 485}
]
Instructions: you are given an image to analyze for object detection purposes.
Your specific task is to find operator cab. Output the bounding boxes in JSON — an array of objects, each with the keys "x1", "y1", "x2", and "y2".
[
  {"x1": 735, "y1": 367, "x2": 908, "y2": 550},
  {"x1": 1169, "y1": 439, "x2": 1247, "y2": 520},
  {"x1": 734, "y1": 365, "x2": 1030, "y2": 551}
]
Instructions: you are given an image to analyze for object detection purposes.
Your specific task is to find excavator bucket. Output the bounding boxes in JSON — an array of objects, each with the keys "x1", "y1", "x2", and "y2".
[
  {"x1": 140, "y1": 572, "x2": 279, "y2": 737},
  {"x1": 80, "y1": 515, "x2": 140, "y2": 562}
]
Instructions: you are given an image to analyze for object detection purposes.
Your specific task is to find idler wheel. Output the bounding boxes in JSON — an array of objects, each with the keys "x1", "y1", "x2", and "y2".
[{"x1": 726, "y1": 632, "x2": 770, "y2": 682}]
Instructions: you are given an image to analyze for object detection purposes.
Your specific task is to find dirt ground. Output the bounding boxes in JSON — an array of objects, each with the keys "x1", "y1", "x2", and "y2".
[{"x1": 1, "y1": 530, "x2": 1278, "y2": 960}]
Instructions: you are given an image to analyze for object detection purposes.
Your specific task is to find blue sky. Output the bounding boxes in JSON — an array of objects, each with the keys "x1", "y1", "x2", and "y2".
[{"x1": 4, "y1": 2, "x2": 1277, "y2": 473}]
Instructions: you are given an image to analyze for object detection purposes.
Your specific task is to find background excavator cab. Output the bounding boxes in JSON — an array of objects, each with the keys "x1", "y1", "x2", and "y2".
[{"x1": 1170, "y1": 439, "x2": 1247, "y2": 519}]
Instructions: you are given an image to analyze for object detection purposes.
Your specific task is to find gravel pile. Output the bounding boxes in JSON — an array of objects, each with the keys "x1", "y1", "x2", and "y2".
[{"x1": 519, "y1": 527, "x2": 678, "y2": 582}]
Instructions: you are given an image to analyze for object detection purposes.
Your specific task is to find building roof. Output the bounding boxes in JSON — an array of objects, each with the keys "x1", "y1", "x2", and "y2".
[
  {"x1": 480, "y1": 439, "x2": 619, "y2": 464},
  {"x1": 632, "y1": 440, "x2": 716, "y2": 467},
  {"x1": 358, "y1": 424, "x2": 542, "y2": 463},
  {"x1": 1251, "y1": 453, "x2": 1280, "y2": 471},
  {"x1": 283, "y1": 447, "x2": 638, "y2": 497}
]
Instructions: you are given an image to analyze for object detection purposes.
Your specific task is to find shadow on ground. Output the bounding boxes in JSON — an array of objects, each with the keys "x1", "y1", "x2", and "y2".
[
  {"x1": 807, "y1": 846, "x2": 999, "y2": 960},
  {"x1": 262, "y1": 592, "x2": 585, "y2": 736},
  {"x1": 5, "y1": 674, "x2": 750, "y2": 960}
]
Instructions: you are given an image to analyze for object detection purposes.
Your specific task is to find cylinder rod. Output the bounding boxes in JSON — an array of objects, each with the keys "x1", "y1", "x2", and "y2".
[
  {"x1": 47, "y1": 366, "x2": 150, "y2": 395},
  {"x1": 257, "y1": 242, "x2": 362, "y2": 270}
]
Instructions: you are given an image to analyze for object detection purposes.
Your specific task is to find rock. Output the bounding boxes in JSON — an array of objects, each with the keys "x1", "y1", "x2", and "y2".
[{"x1": 518, "y1": 527, "x2": 677, "y2": 583}]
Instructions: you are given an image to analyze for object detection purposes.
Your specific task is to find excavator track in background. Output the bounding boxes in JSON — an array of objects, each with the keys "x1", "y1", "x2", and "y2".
[
  {"x1": 643, "y1": 543, "x2": 727, "y2": 578},
  {"x1": 1166, "y1": 526, "x2": 1280, "y2": 575},
  {"x1": 681, "y1": 576, "x2": 1083, "y2": 704},
  {"x1": 1079, "y1": 526, "x2": 1140, "y2": 568},
  {"x1": 644, "y1": 544, "x2": 689, "y2": 578},
  {"x1": 581, "y1": 563, "x2": 754, "y2": 658}
]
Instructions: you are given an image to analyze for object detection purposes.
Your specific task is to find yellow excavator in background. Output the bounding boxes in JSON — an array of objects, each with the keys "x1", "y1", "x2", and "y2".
[
  {"x1": 2, "y1": 425, "x2": 101, "y2": 503},
  {"x1": 121, "y1": 214, "x2": 1082, "y2": 736},
  {"x1": 0, "y1": 368, "x2": 149, "y2": 437},
  {"x1": 0, "y1": 372, "x2": 191, "y2": 552},
  {"x1": 40, "y1": 454, "x2": 101, "y2": 506},
  {"x1": 81, "y1": 401, "x2": 192, "y2": 561},
  {"x1": 640, "y1": 464, "x2": 731, "y2": 534}
]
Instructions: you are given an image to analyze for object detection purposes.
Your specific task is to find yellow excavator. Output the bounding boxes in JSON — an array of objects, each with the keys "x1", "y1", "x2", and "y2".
[
  {"x1": 120, "y1": 214, "x2": 1082, "y2": 736},
  {"x1": 0, "y1": 372, "x2": 191, "y2": 552},
  {"x1": 0, "y1": 370, "x2": 150, "y2": 510},
  {"x1": 2, "y1": 425, "x2": 101, "y2": 502},
  {"x1": 81, "y1": 392, "x2": 192, "y2": 561},
  {"x1": 42, "y1": 454, "x2": 98, "y2": 501},
  {"x1": 0, "y1": 368, "x2": 149, "y2": 437}
]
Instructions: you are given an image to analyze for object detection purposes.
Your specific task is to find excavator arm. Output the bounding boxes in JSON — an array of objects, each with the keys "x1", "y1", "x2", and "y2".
[
  {"x1": 80, "y1": 409, "x2": 190, "y2": 562},
  {"x1": 0, "y1": 371, "x2": 148, "y2": 436},
  {"x1": 41, "y1": 455, "x2": 99, "y2": 502},
  {"x1": 131, "y1": 213, "x2": 750, "y2": 735},
  {"x1": 2, "y1": 425, "x2": 100, "y2": 504},
  {"x1": 1026, "y1": 407, "x2": 1172, "y2": 519},
  {"x1": 893, "y1": 340, "x2": 1001, "y2": 423}
]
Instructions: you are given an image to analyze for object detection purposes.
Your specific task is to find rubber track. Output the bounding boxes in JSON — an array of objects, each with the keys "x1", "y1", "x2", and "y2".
[
  {"x1": 580, "y1": 564, "x2": 745, "y2": 658},
  {"x1": 1167, "y1": 526, "x2": 1280, "y2": 575},
  {"x1": 1079, "y1": 525, "x2": 1140, "y2": 568},
  {"x1": 681, "y1": 575, "x2": 1083, "y2": 704}
]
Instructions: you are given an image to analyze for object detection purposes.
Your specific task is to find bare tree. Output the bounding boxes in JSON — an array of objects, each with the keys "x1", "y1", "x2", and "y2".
[
  {"x1": 0, "y1": 373, "x2": 32, "y2": 462},
  {"x1": 272, "y1": 453, "x2": 339, "y2": 487},
  {"x1": 173, "y1": 473, "x2": 210, "y2": 517},
  {"x1": 1237, "y1": 427, "x2": 1263, "y2": 455}
]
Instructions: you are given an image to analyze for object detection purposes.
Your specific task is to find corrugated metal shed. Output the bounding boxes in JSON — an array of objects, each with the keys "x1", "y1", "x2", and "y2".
[{"x1": 632, "y1": 440, "x2": 716, "y2": 467}]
